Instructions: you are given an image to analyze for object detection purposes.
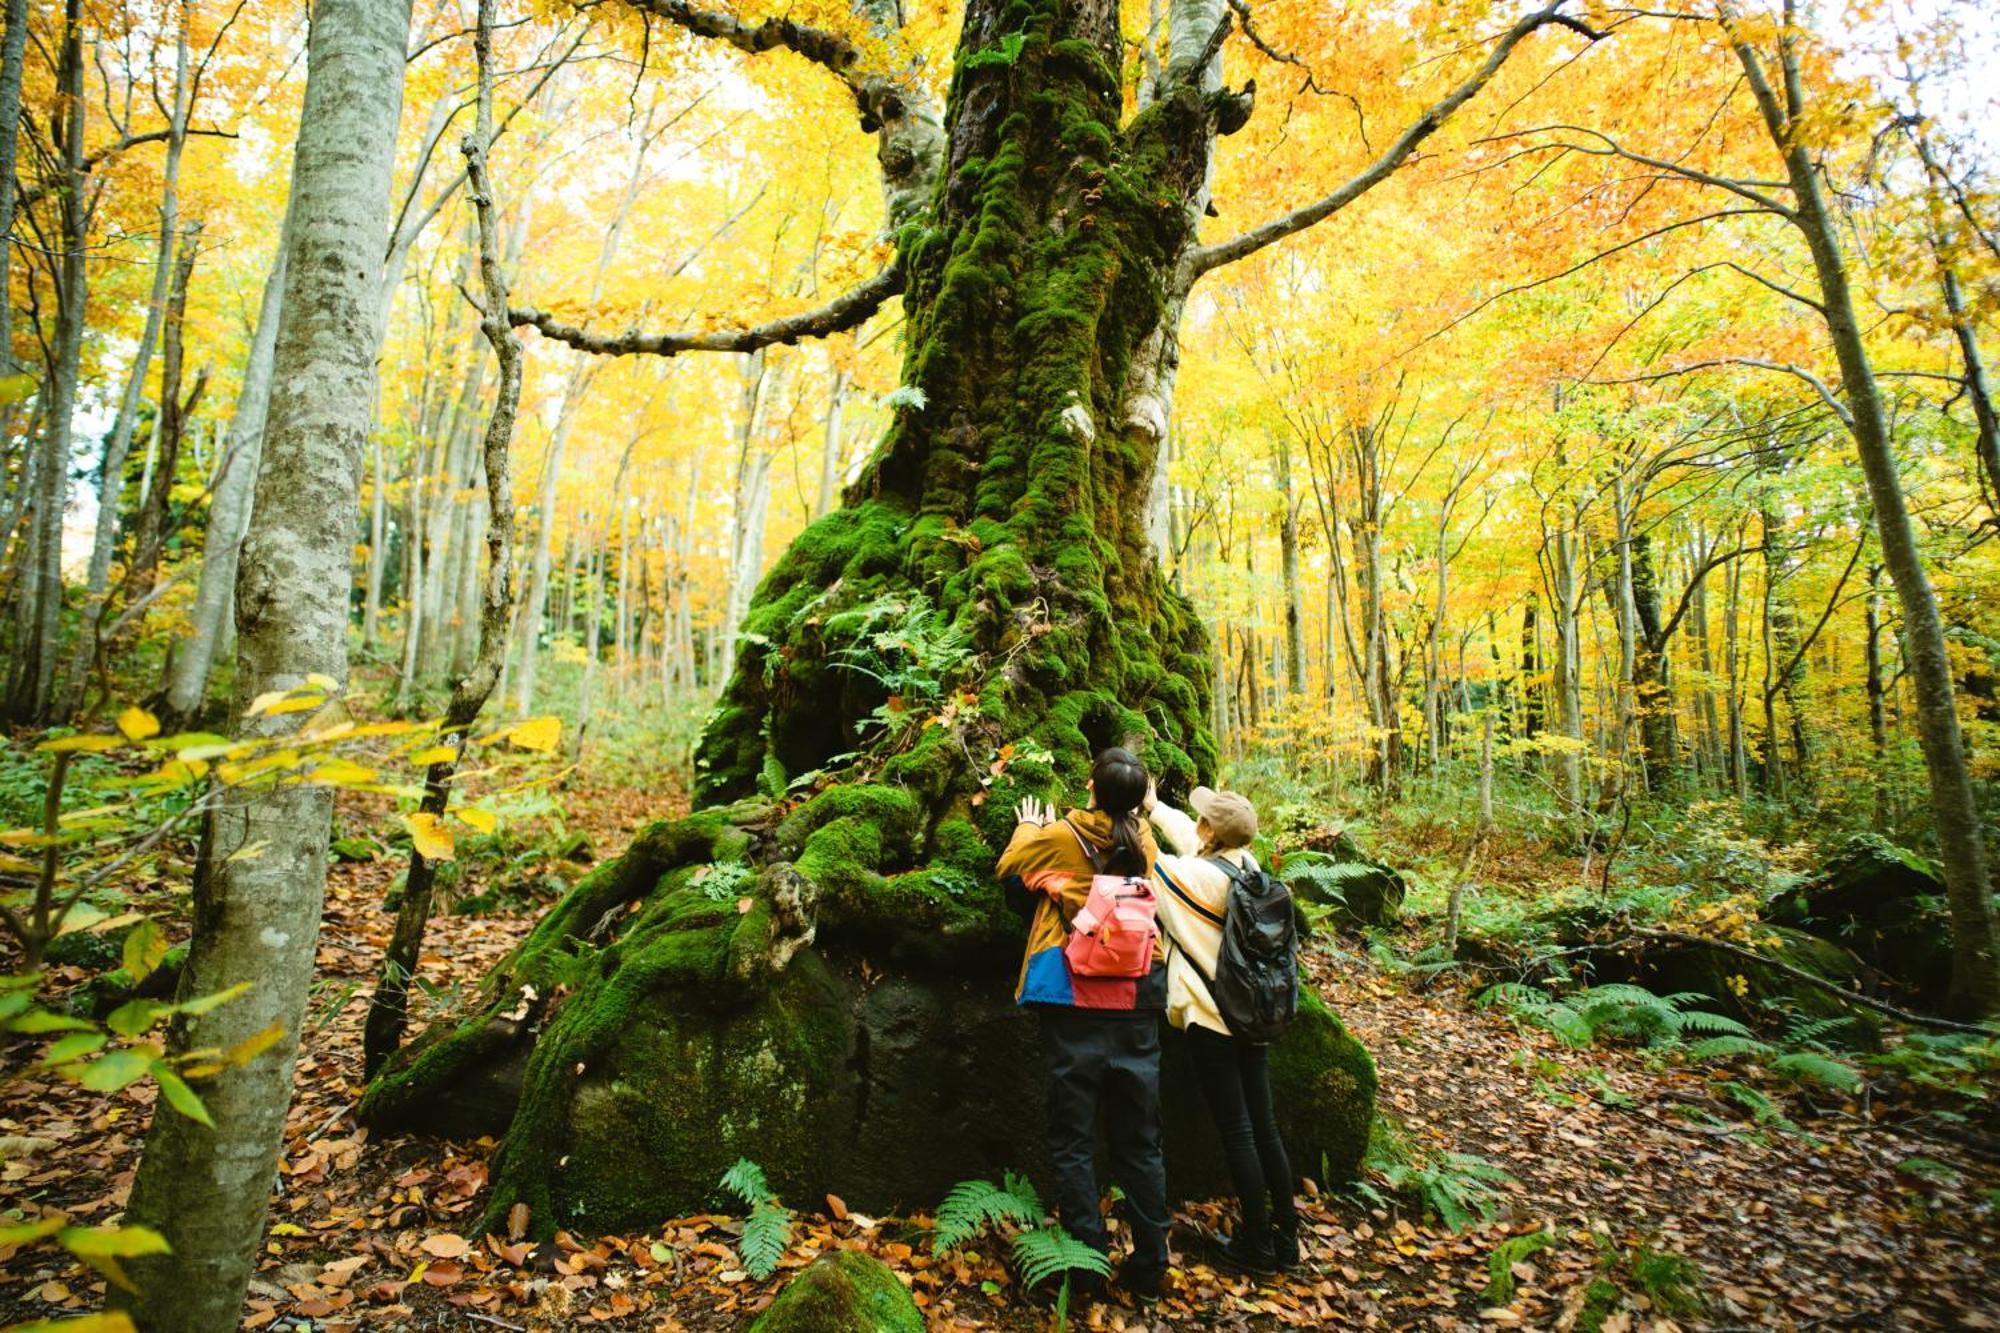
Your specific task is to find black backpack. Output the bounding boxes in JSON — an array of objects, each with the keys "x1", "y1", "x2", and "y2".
[{"x1": 1199, "y1": 856, "x2": 1298, "y2": 1044}]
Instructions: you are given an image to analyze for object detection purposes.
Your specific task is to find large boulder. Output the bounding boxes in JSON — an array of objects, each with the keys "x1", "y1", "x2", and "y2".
[
  {"x1": 1766, "y1": 835, "x2": 1963, "y2": 1007},
  {"x1": 1606, "y1": 925, "x2": 1882, "y2": 1049},
  {"x1": 748, "y1": 1250, "x2": 923, "y2": 1333}
]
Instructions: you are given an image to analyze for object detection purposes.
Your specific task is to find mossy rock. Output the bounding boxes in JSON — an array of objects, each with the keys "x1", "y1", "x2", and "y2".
[
  {"x1": 1165, "y1": 987, "x2": 1377, "y2": 1190},
  {"x1": 1765, "y1": 835, "x2": 1965, "y2": 1006},
  {"x1": 45, "y1": 926, "x2": 130, "y2": 971},
  {"x1": 63, "y1": 944, "x2": 188, "y2": 1020},
  {"x1": 1277, "y1": 849, "x2": 1407, "y2": 930},
  {"x1": 1605, "y1": 926, "x2": 1882, "y2": 1049},
  {"x1": 747, "y1": 1250, "x2": 923, "y2": 1333}
]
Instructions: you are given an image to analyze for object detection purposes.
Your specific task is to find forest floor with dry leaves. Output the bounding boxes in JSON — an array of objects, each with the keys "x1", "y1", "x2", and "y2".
[{"x1": 3, "y1": 780, "x2": 1997, "y2": 1333}]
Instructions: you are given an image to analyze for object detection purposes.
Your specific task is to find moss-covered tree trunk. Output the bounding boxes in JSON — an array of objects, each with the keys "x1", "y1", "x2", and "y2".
[{"x1": 362, "y1": 0, "x2": 1377, "y2": 1236}]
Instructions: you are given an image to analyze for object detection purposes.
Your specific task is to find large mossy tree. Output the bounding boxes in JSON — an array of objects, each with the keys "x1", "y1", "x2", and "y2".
[{"x1": 362, "y1": 0, "x2": 1597, "y2": 1236}]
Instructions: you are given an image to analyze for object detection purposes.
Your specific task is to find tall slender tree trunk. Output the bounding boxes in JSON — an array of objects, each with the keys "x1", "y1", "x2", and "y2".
[
  {"x1": 119, "y1": 3, "x2": 415, "y2": 1326},
  {"x1": 362, "y1": 0, "x2": 518, "y2": 1073},
  {"x1": 0, "y1": 0, "x2": 30, "y2": 393},
  {"x1": 125, "y1": 223, "x2": 205, "y2": 599},
  {"x1": 80, "y1": 12, "x2": 191, "y2": 604},
  {"x1": 361, "y1": 434, "x2": 388, "y2": 648},
  {"x1": 162, "y1": 224, "x2": 290, "y2": 727},
  {"x1": 816, "y1": 368, "x2": 848, "y2": 517},
  {"x1": 4, "y1": 0, "x2": 86, "y2": 723},
  {"x1": 1864, "y1": 563, "x2": 1889, "y2": 832},
  {"x1": 720, "y1": 348, "x2": 772, "y2": 682},
  {"x1": 1276, "y1": 436, "x2": 1306, "y2": 700},
  {"x1": 1725, "y1": 13, "x2": 1999, "y2": 1013}
]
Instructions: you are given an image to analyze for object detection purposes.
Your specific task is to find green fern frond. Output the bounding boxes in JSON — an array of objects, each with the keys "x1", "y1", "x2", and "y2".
[
  {"x1": 739, "y1": 1198, "x2": 793, "y2": 1280},
  {"x1": 1783, "y1": 1013, "x2": 1857, "y2": 1046},
  {"x1": 1671, "y1": 1008, "x2": 1753, "y2": 1037},
  {"x1": 720, "y1": 1158, "x2": 771, "y2": 1207},
  {"x1": 1577, "y1": 984, "x2": 1677, "y2": 1010},
  {"x1": 1686, "y1": 1034, "x2": 1772, "y2": 1060},
  {"x1": 932, "y1": 1174, "x2": 1044, "y2": 1256},
  {"x1": 1011, "y1": 1224, "x2": 1110, "y2": 1290},
  {"x1": 1477, "y1": 982, "x2": 1550, "y2": 1010},
  {"x1": 1769, "y1": 1051, "x2": 1863, "y2": 1093}
]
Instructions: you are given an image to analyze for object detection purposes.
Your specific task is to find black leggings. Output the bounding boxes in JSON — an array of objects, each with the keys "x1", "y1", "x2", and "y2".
[{"x1": 1186, "y1": 1023, "x2": 1296, "y2": 1239}]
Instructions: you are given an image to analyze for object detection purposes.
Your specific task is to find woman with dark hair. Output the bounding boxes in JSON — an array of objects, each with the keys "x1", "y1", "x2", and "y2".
[{"x1": 997, "y1": 747, "x2": 1171, "y2": 1302}]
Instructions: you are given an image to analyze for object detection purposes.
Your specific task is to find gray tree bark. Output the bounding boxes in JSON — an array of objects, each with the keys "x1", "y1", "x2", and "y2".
[
  {"x1": 5, "y1": 0, "x2": 86, "y2": 723},
  {"x1": 161, "y1": 224, "x2": 291, "y2": 726},
  {"x1": 118, "y1": 1, "x2": 415, "y2": 1327}
]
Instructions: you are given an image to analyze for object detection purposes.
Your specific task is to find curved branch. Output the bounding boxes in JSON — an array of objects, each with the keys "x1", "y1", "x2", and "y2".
[
  {"x1": 511, "y1": 263, "x2": 903, "y2": 358},
  {"x1": 1596, "y1": 356, "x2": 1854, "y2": 428},
  {"x1": 630, "y1": 0, "x2": 869, "y2": 102},
  {"x1": 1190, "y1": 3, "x2": 1602, "y2": 275}
]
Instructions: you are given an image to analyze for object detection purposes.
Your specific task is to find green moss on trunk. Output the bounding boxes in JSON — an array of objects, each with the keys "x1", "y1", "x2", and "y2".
[{"x1": 362, "y1": 0, "x2": 1378, "y2": 1236}]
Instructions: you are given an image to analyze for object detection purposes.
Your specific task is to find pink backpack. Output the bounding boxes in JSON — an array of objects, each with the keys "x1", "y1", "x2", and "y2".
[{"x1": 1059, "y1": 820, "x2": 1159, "y2": 978}]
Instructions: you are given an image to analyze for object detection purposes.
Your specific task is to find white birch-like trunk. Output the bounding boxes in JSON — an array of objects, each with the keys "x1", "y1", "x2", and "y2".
[
  {"x1": 119, "y1": 4, "x2": 414, "y2": 1327},
  {"x1": 161, "y1": 224, "x2": 291, "y2": 723}
]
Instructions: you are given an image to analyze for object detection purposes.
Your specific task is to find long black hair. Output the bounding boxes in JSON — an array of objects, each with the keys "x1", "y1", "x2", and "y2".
[{"x1": 1091, "y1": 747, "x2": 1150, "y2": 876}]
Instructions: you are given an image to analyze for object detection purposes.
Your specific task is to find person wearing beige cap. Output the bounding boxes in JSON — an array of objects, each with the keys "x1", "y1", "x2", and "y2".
[{"x1": 1145, "y1": 782, "x2": 1300, "y2": 1277}]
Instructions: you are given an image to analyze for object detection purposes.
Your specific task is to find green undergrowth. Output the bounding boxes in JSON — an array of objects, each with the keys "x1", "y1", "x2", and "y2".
[{"x1": 1348, "y1": 1114, "x2": 1515, "y2": 1232}]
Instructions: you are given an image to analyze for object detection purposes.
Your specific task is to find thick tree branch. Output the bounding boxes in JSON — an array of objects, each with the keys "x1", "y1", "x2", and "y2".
[
  {"x1": 1190, "y1": 3, "x2": 1602, "y2": 275},
  {"x1": 511, "y1": 263, "x2": 902, "y2": 357},
  {"x1": 629, "y1": 0, "x2": 870, "y2": 102},
  {"x1": 1630, "y1": 929, "x2": 1991, "y2": 1036}
]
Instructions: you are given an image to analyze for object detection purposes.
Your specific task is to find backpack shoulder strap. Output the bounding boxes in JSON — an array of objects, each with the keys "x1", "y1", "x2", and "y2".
[{"x1": 1205, "y1": 854, "x2": 1248, "y2": 888}]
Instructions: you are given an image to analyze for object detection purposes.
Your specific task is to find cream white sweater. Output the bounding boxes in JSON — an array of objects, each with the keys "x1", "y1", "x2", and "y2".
[{"x1": 1148, "y1": 802, "x2": 1257, "y2": 1037}]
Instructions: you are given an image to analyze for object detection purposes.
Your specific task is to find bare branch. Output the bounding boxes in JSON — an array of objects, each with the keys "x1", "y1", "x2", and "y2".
[
  {"x1": 15, "y1": 127, "x2": 238, "y2": 210},
  {"x1": 1479, "y1": 123, "x2": 1794, "y2": 215},
  {"x1": 511, "y1": 263, "x2": 903, "y2": 358},
  {"x1": 1190, "y1": 3, "x2": 1603, "y2": 275},
  {"x1": 1595, "y1": 356, "x2": 1854, "y2": 427}
]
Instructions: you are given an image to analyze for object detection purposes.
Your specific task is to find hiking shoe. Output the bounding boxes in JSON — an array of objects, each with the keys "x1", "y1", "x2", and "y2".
[{"x1": 1115, "y1": 1260, "x2": 1164, "y2": 1303}]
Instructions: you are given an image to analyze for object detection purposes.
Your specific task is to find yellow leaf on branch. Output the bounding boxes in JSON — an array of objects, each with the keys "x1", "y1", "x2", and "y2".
[{"x1": 405, "y1": 812, "x2": 455, "y2": 861}]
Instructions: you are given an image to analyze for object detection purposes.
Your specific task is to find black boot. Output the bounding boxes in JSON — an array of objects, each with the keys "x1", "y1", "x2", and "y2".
[
  {"x1": 1204, "y1": 1227, "x2": 1278, "y2": 1277},
  {"x1": 1270, "y1": 1217, "x2": 1300, "y2": 1271},
  {"x1": 1116, "y1": 1258, "x2": 1164, "y2": 1303}
]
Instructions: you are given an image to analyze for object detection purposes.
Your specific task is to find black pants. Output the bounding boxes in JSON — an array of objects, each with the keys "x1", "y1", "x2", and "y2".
[
  {"x1": 1186, "y1": 1023, "x2": 1296, "y2": 1241},
  {"x1": 1037, "y1": 1008, "x2": 1171, "y2": 1274}
]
